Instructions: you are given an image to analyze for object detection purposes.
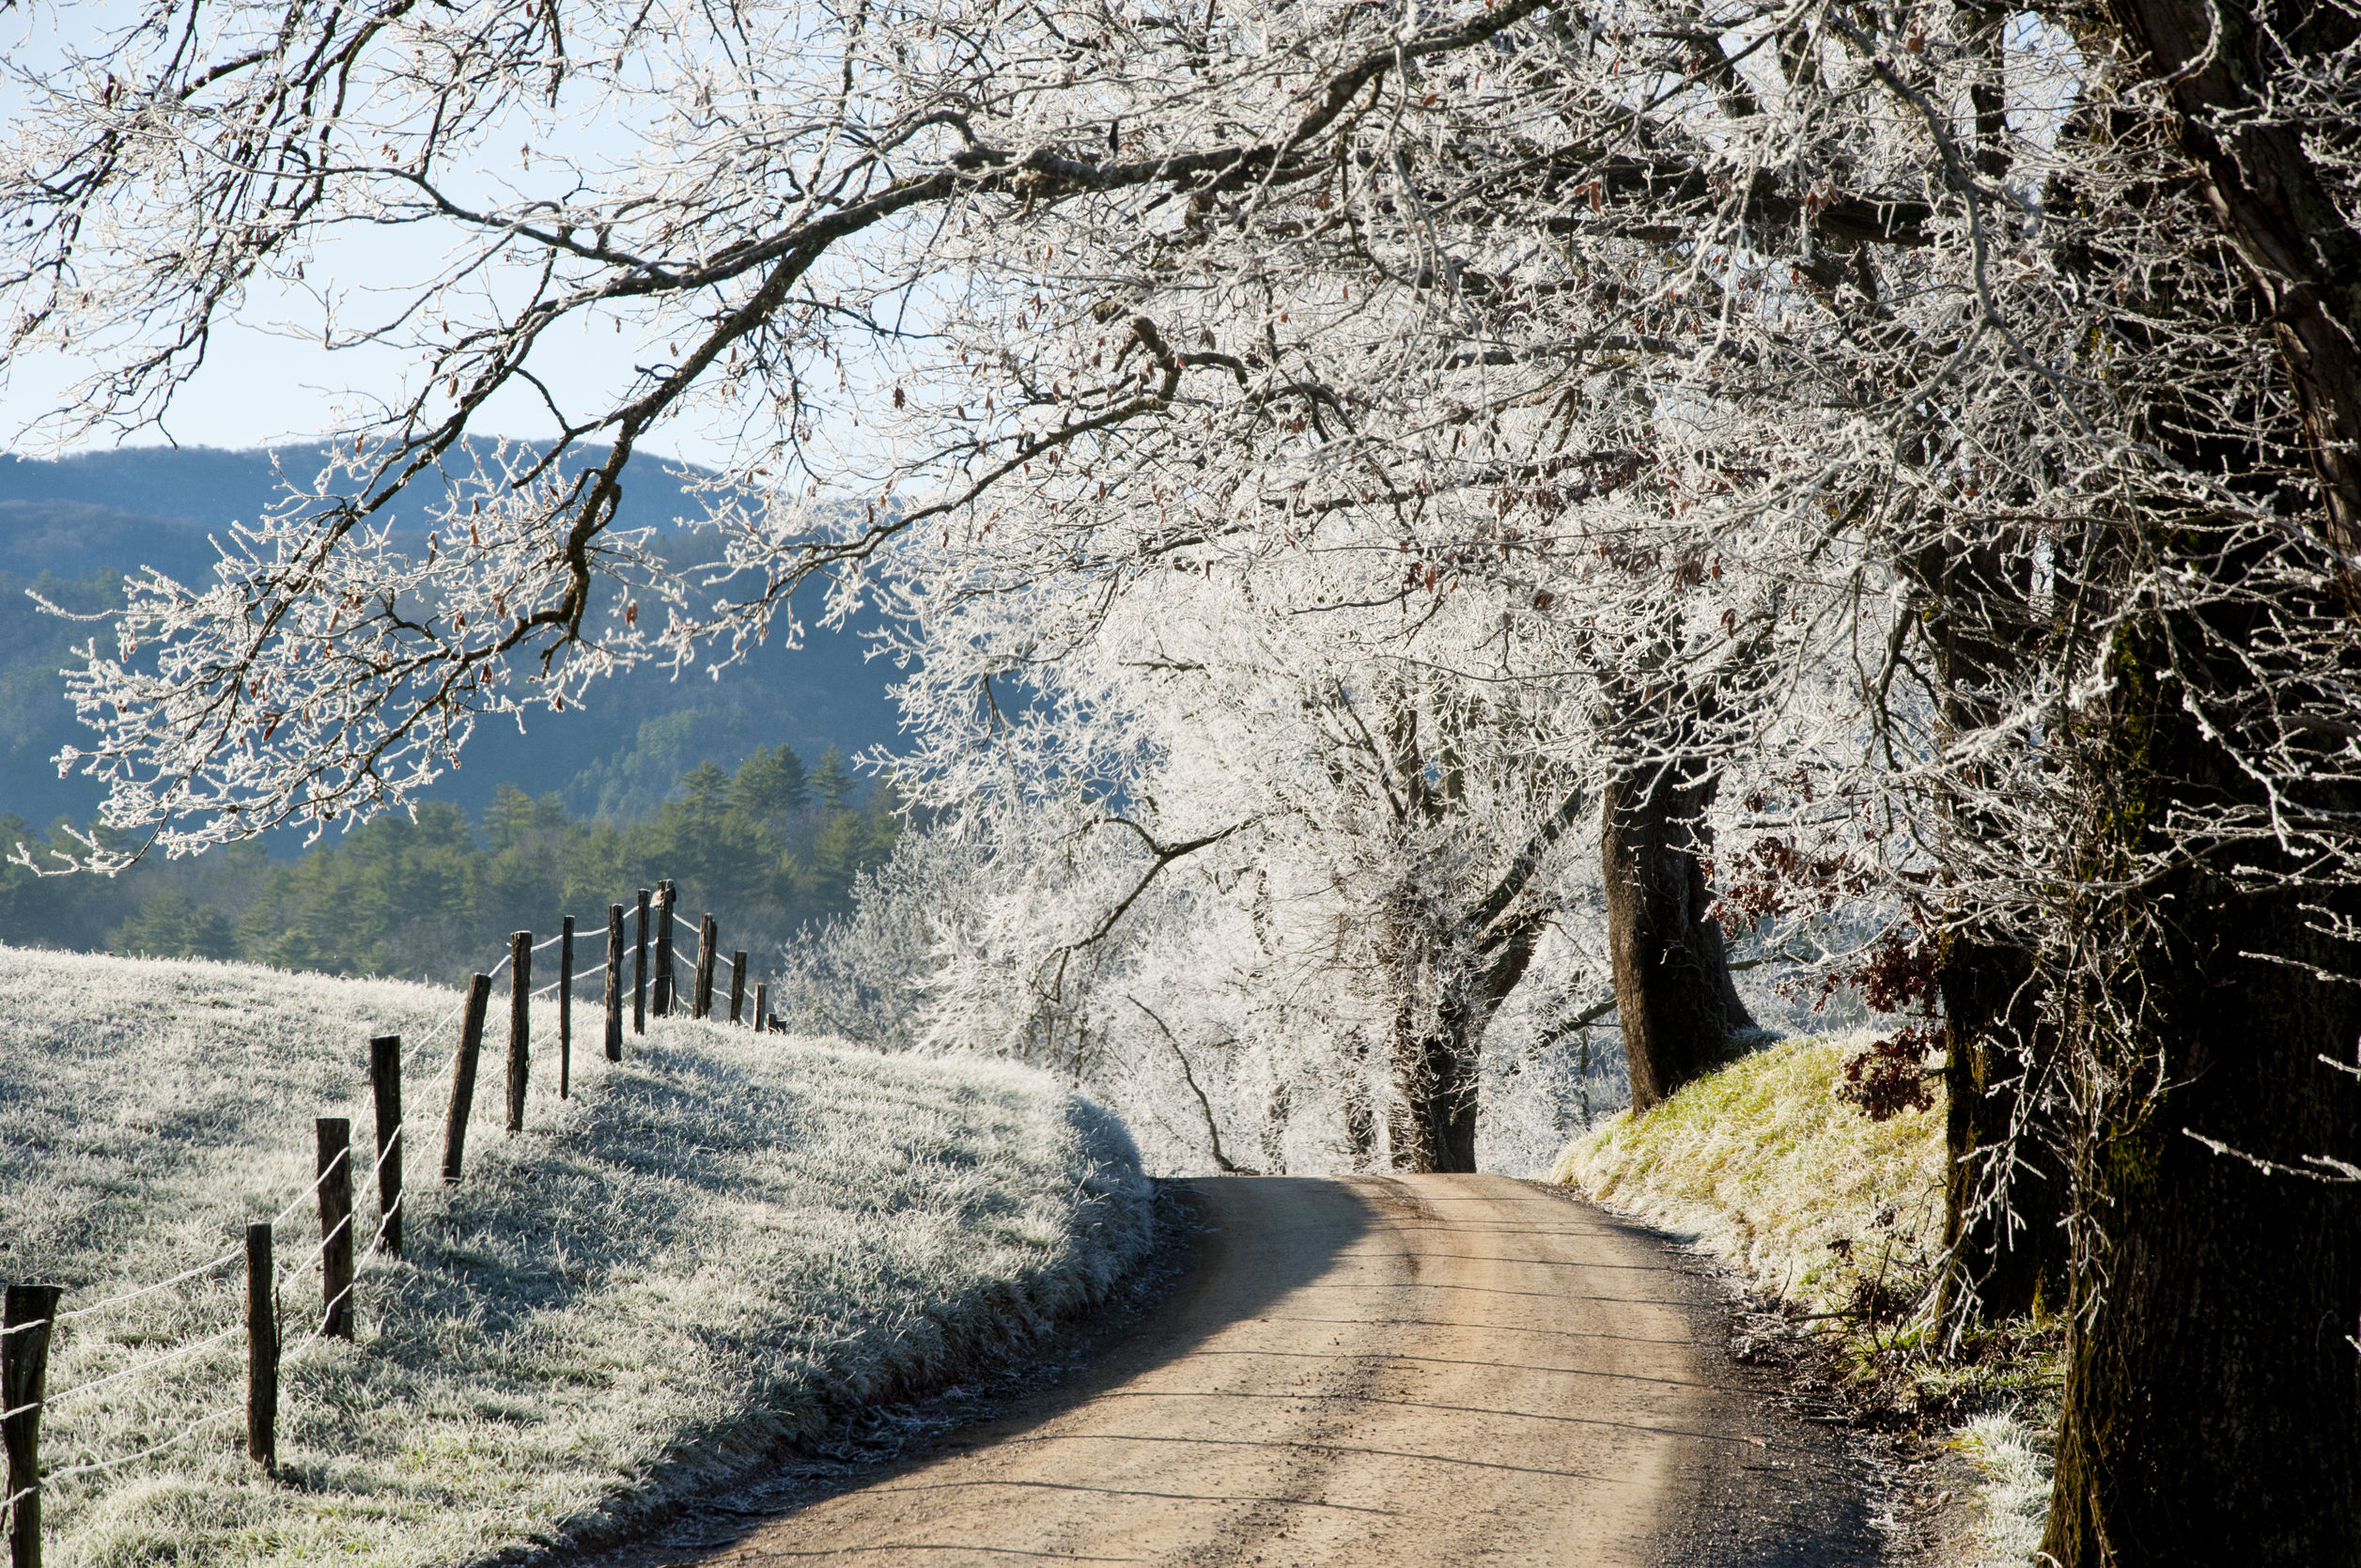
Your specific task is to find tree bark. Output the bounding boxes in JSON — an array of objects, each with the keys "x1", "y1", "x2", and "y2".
[
  {"x1": 1389, "y1": 912, "x2": 1547, "y2": 1173},
  {"x1": 1913, "y1": 533, "x2": 2073, "y2": 1323},
  {"x1": 1390, "y1": 1002, "x2": 1481, "y2": 1174},
  {"x1": 2043, "y1": 878, "x2": 2361, "y2": 1564},
  {"x1": 1385, "y1": 784, "x2": 1591, "y2": 1172},
  {"x1": 2042, "y1": 618, "x2": 2361, "y2": 1566},
  {"x1": 2027, "y1": 8, "x2": 2361, "y2": 1545},
  {"x1": 1603, "y1": 759, "x2": 1755, "y2": 1112}
]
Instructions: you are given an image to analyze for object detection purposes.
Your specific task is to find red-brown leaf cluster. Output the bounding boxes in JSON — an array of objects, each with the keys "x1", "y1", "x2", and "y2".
[{"x1": 1839, "y1": 1023, "x2": 1940, "y2": 1122}]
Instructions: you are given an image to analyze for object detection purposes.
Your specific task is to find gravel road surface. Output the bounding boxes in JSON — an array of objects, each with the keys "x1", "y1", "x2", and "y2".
[{"x1": 614, "y1": 1173, "x2": 1874, "y2": 1565}]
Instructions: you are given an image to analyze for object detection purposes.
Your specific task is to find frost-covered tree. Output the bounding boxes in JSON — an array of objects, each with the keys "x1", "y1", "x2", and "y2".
[
  {"x1": 9, "y1": 0, "x2": 2361, "y2": 1554},
  {"x1": 876, "y1": 523, "x2": 1642, "y2": 1171}
]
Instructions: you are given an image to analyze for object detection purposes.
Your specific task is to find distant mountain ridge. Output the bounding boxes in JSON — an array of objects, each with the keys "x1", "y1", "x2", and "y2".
[{"x1": 0, "y1": 443, "x2": 902, "y2": 829}]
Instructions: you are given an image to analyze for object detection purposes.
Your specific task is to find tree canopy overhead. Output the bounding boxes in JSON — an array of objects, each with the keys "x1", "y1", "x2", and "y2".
[{"x1": 8, "y1": 0, "x2": 2361, "y2": 1557}]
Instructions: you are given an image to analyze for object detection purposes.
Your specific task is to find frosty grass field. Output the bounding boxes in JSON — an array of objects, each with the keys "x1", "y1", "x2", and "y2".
[{"x1": 0, "y1": 946, "x2": 1156, "y2": 1568}]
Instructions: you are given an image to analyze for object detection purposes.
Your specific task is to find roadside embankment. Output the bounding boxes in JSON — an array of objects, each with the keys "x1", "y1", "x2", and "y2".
[
  {"x1": 1549, "y1": 1033, "x2": 2055, "y2": 1566},
  {"x1": 0, "y1": 947, "x2": 1155, "y2": 1568}
]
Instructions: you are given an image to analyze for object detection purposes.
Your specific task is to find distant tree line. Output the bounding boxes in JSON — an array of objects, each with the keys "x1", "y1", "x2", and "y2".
[{"x1": 0, "y1": 744, "x2": 897, "y2": 984}]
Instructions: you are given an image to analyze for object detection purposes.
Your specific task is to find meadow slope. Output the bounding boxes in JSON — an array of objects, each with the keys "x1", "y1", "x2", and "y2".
[{"x1": 0, "y1": 947, "x2": 1155, "y2": 1568}]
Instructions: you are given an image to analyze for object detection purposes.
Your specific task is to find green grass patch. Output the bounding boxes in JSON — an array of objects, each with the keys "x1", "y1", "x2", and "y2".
[
  {"x1": 1550, "y1": 1032, "x2": 2062, "y2": 1566},
  {"x1": 1550, "y1": 1032, "x2": 1945, "y2": 1318}
]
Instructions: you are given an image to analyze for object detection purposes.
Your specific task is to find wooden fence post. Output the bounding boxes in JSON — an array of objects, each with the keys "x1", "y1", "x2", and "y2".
[
  {"x1": 245, "y1": 1223, "x2": 276, "y2": 1472},
  {"x1": 368, "y1": 1034, "x2": 402, "y2": 1256},
  {"x1": 753, "y1": 983, "x2": 767, "y2": 1032},
  {"x1": 317, "y1": 1118, "x2": 355, "y2": 1341},
  {"x1": 729, "y1": 954, "x2": 748, "y2": 1024},
  {"x1": 558, "y1": 916, "x2": 575, "y2": 1099},
  {"x1": 505, "y1": 932, "x2": 531, "y2": 1133},
  {"x1": 652, "y1": 881, "x2": 677, "y2": 1017},
  {"x1": 443, "y1": 973, "x2": 493, "y2": 1184},
  {"x1": 3, "y1": 1282, "x2": 61, "y2": 1568},
  {"x1": 604, "y1": 904, "x2": 625, "y2": 1062},
  {"x1": 633, "y1": 889, "x2": 651, "y2": 1033},
  {"x1": 693, "y1": 913, "x2": 718, "y2": 1019}
]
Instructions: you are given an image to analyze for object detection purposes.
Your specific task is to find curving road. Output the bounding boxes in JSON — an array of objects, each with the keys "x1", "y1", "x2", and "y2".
[{"x1": 634, "y1": 1174, "x2": 1864, "y2": 1566}]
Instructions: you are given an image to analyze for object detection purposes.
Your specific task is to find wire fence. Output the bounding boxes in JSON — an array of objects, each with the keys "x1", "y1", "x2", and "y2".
[{"x1": 0, "y1": 879, "x2": 783, "y2": 1567}]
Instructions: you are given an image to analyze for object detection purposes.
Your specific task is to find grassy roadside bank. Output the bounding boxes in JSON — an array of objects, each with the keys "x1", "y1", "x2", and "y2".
[
  {"x1": 1548, "y1": 1033, "x2": 2058, "y2": 1567},
  {"x1": 0, "y1": 947, "x2": 1156, "y2": 1568}
]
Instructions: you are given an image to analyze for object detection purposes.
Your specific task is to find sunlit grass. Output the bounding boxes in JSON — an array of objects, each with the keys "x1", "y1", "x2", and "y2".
[{"x1": 1549, "y1": 1032, "x2": 1945, "y2": 1316}]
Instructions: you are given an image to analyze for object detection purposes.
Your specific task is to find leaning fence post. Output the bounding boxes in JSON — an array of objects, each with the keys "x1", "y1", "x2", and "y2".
[
  {"x1": 317, "y1": 1118, "x2": 355, "y2": 1341},
  {"x1": 633, "y1": 889, "x2": 651, "y2": 1033},
  {"x1": 443, "y1": 973, "x2": 494, "y2": 1183},
  {"x1": 729, "y1": 953, "x2": 748, "y2": 1024},
  {"x1": 245, "y1": 1223, "x2": 276, "y2": 1472},
  {"x1": 693, "y1": 913, "x2": 719, "y2": 1019},
  {"x1": 505, "y1": 931, "x2": 531, "y2": 1133},
  {"x1": 558, "y1": 916, "x2": 575, "y2": 1099},
  {"x1": 3, "y1": 1282, "x2": 61, "y2": 1568},
  {"x1": 653, "y1": 881, "x2": 677, "y2": 1016},
  {"x1": 604, "y1": 904, "x2": 625, "y2": 1062},
  {"x1": 368, "y1": 1034, "x2": 402, "y2": 1256}
]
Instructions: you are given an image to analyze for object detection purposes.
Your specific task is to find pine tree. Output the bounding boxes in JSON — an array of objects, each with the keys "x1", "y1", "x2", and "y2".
[
  {"x1": 730, "y1": 744, "x2": 809, "y2": 827},
  {"x1": 814, "y1": 747, "x2": 855, "y2": 812}
]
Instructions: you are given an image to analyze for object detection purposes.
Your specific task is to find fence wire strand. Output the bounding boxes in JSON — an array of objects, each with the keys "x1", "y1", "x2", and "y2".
[
  {"x1": 54, "y1": 1250, "x2": 241, "y2": 1324},
  {"x1": 6, "y1": 1405, "x2": 241, "y2": 1502},
  {"x1": 41, "y1": 1326, "x2": 242, "y2": 1410}
]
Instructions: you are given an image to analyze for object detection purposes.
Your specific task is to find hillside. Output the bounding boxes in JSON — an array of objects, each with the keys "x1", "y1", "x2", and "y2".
[
  {"x1": 0, "y1": 946, "x2": 1156, "y2": 1568},
  {"x1": 0, "y1": 444, "x2": 901, "y2": 828}
]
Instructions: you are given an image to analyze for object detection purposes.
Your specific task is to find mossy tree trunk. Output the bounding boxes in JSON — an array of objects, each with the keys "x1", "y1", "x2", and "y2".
[
  {"x1": 2041, "y1": 611, "x2": 2361, "y2": 1565},
  {"x1": 2034, "y1": 0, "x2": 2361, "y2": 1545}
]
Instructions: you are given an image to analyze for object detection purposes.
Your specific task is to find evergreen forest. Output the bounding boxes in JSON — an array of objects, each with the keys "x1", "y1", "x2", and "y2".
[{"x1": 0, "y1": 743, "x2": 897, "y2": 986}]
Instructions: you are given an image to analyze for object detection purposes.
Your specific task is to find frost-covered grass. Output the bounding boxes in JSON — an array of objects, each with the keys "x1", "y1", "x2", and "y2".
[
  {"x1": 0, "y1": 945, "x2": 1155, "y2": 1568},
  {"x1": 1548, "y1": 1032, "x2": 1945, "y2": 1315},
  {"x1": 1952, "y1": 1410, "x2": 2052, "y2": 1566}
]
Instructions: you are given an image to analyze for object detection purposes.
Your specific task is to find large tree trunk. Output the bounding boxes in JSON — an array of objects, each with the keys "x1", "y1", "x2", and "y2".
[
  {"x1": 2043, "y1": 875, "x2": 2361, "y2": 1563},
  {"x1": 2029, "y1": 6, "x2": 2361, "y2": 1547},
  {"x1": 2041, "y1": 614, "x2": 2361, "y2": 1564},
  {"x1": 1389, "y1": 913, "x2": 1548, "y2": 1172},
  {"x1": 1386, "y1": 785, "x2": 1592, "y2": 1172},
  {"x1": 1603, "y1": 760, "x2": 1754, "y2": 1112},
  {"x1": 1389, "y1": 996, "x2": 1480, "y2": 1173}
]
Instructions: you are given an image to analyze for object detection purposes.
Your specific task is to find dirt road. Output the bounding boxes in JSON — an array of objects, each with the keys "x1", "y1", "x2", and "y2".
[{"x1": 634, "y1": 1174, "x2": 1871, "y2": 1565}]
